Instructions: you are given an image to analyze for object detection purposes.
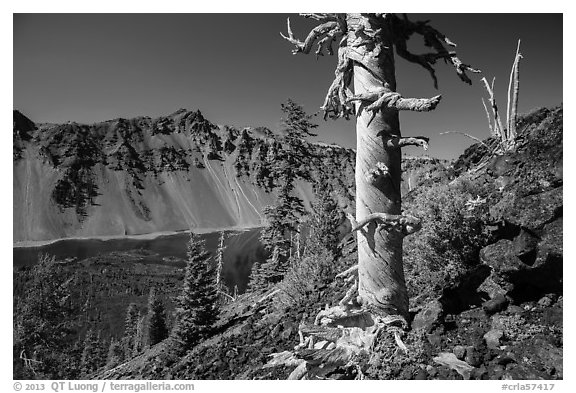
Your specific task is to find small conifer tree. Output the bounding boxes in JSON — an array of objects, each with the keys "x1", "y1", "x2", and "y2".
[
  {"x1": 80, "y1": 329, "x2": 105, "y2": 376},
  {"x1": 122, "y1": 303, "x2": 139, "y2": 358},
  {"x1": 147, "y1": 288, "x2": 168, "y2": 346},
  {"x1": 133, "y1": 312, "x2": 146, "y2": 354},
  {"x1": 172, "y1": 234, "x2": 220, "y2": 350},
  {"x1": 106, "y1": 338, "x2": 124, "y2": 369},
  {"x1": 309, "y1": 173, "x2": 343, "y2": 257},
  {"x1": 257, "y1": 100, "x2": 318, "y2": 286}
]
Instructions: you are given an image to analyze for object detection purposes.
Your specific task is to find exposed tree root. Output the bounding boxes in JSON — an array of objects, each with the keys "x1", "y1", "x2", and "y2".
[
  {"x1": 339, "y1": 279, "x2": 359, "y2": 306},
  {"x1": 268, "y1": 305, "x2": 410, "y2": 379},
  {"x1": 336, "y1": 265, "x2": 358, "y2": 283}
]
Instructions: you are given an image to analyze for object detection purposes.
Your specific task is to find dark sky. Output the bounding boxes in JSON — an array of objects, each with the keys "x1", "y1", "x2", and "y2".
[{"x1": 13, "y1": 13, "x2": 562, "y2": 159}]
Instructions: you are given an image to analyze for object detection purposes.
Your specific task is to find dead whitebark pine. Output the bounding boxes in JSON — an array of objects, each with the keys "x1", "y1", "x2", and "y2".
[
  {"x1": 215, "y1": 231, "x2": 232, "y2": 302},
  {"x1": 506, "y1": 39, "x2": 522, "y2": 145},
  {"x1": 481, "y1": 39, "x2": 522, "y2": 153},
  {"x1": 275, "y1": 13, "x2": 478, "y2": 378}
]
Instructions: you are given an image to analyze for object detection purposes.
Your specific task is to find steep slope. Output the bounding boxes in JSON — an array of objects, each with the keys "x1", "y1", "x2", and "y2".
[
  {"x1": 13, "y1": 110, "x2": 356, "y2": 243},
  {"x1": 95, "y1": 105, "x2": 562, "y2": 381}
]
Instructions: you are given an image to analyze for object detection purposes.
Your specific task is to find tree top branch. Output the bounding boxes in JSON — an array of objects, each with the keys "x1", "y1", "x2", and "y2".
[
  {"x1": 280, "y1": 16, "x2": 346, "y2": 56},
  {"x1": 391, "y1": 14, "x2": 480, "y2": 88}
]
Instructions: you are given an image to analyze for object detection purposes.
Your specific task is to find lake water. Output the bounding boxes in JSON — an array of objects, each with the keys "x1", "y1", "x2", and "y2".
[{"x1": 13, "y1": 227, "x2": 266, "y2": 292}]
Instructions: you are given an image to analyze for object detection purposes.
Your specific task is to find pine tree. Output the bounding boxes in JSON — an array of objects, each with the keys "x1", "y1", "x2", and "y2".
[
  {"x1": 247, "y1": 261, "x2": 268, "y2": 291},
  {"x1": 133, "y1": 312, "x2": 146, "y2": 354},
  {"x1": 277, "y1": 176, "x2": 342, "y2": 309},
  {"x1": 215, "y1": 231, "x2": 226, "y2": 294},
  {"x1": 256, "y1": 100, "x2": 318, "y2": 288},
  {"x1": 14, "y1": 254, "x2": 77, "y2": 379},
  {"x1": 106, "y1": 338, "x2": 124, "y2": 369},
  {"x1": 235, "y1": 129, "x2": 254, "y2": 177},
  {"x1": 172, "y1": 234, "x2": 220, "y2": 350},
  {"x1": 80, "y1": 329, "x2": 105, "y2": 376},
  {"x1": 279, "y1": 98, "x2": 318, "y2": 170},
  {"x1": 122, "y1": 303, "x2": 139, "y2": 358},
  {"x1": 309, "y1": 173, "x2": 343, "y2": 257},
  {"x1": 147, "y1": 288, "x2": 168, "y2": 346}
]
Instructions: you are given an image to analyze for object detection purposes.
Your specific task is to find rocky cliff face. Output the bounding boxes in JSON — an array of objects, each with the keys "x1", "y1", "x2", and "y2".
[{"x1": 13, "y1": 109, "x2": 356, "y2": 243}]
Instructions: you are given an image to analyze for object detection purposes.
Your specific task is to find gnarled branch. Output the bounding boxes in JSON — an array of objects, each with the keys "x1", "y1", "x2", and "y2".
[
  {"x1": 300, "y1": 13, "x2": 339, "y2": 22},
  {"x1": 315, "y1": 30, "x2": 340, "y2": 57},
  {"x1": 352, "y1": 212, "x2": 421, "y2": 236},
  {"x1": 387, "y1": 135, "x2": 430, "y2": 150},
  {"x1": 391, "y1": 14, "x2": 480, "y2": 88},
  {"x1": 347, "y1": 87, "x2": 442, "y2": 125},
  {"x1": 347, "y1": 88, "x2": 442, "y2": 112},
  {"x1": 280, "y1": 18, "x2": 340, "y2": 55},
  {"x1": 321, "y1": 44, "x2": 355, "y2": 119}
]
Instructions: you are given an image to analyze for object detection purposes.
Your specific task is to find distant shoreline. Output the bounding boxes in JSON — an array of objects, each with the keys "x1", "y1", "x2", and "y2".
[{"x1": 13, "y1": 225, "x2": 262, "y2": 249}]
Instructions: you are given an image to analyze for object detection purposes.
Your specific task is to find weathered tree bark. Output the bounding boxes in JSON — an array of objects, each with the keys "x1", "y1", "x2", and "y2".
[
  {"x1": 281, "y1": 11, "x2": 477, "y2": 329},
  {"x1": 345, "y1": 15, "x2": 409, "y2": 319},
  {"x1": 482, "y1": 77, "x2": 506, "y2": 144},
  {"x1": 507, "y1": 39, "x2": 522, "y2": 145}
]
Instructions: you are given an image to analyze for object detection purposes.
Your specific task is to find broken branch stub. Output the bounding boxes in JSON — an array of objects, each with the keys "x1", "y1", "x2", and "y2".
[
  {"x1": 346, "y1": 89, "x2": 442, "y2": 125},
  {"x1": 387, "y1": 135, "x2": 430, "y2": 150}
]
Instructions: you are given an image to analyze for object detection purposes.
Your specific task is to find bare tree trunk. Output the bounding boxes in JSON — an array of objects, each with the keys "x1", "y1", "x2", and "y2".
[
  {"x1": 346, "y1": 15, "x2": 408, "y2": 319},
  {"x1": 507, "y1": 40, "x2": 522, "y2": 144},
  {"x1": 281, "y1": 12, "x2": 477, "y2": 327}
]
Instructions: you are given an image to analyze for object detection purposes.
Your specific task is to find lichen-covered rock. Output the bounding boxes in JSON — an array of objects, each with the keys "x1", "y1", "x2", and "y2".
[
  {"x1": 412, "y1": 300, "x2": 443, "y2": 332},
  {"x1": 484, "y1": 329, "x2": 504, "y2": 349},
  {"x1": 536, "y1": 217, "x2": 563, "y2": 265},
  {"x1": 489, "y1": 186, "x2": 562, "y2": 232},
  {"x1": 536, "y1": 344, "x2": 563, "y2": 378},
  {"x1": 453, "y1": 345, "x2": 466, "y2": 360},
  {"x1": 513, "y1": 229, "x2": 539, "y2": 262},
  {"x1": 478, "y1": 275, "x2": 508, "y2": 299},
  {"x1": 464, "y1": 346, "x2": 483, "y2": 368},
  {"x1": 480, "y1": 240, "x2": 528, "y2": 275},
  {"x1": 433, "y1": 352, "x2": 475, "y2": 379}
]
